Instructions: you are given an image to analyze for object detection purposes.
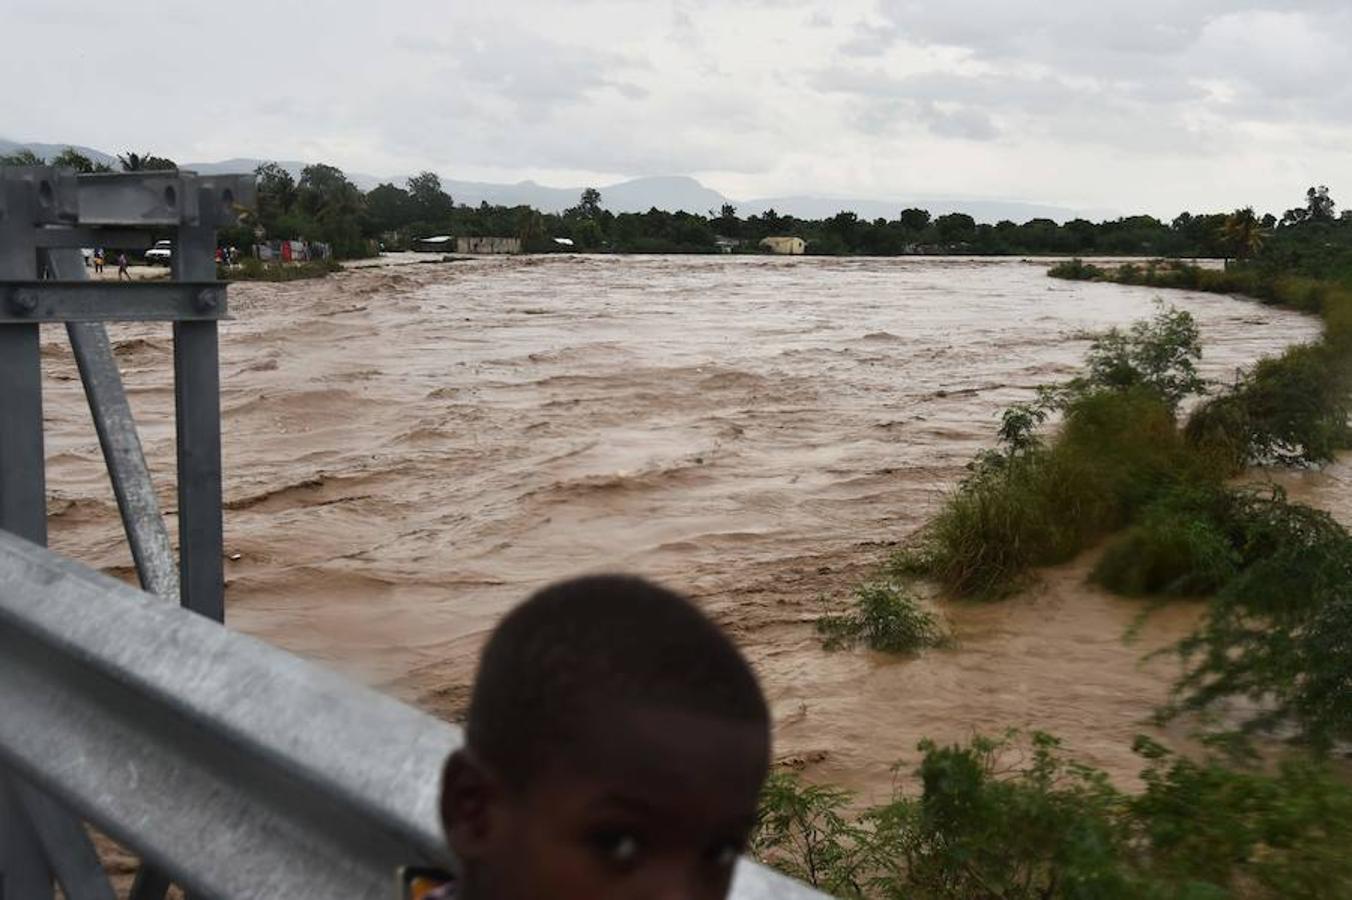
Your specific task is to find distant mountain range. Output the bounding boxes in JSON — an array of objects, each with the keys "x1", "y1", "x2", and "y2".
[{"x1": 1, "y1": 138, "x2": 1105, "y2": 224}]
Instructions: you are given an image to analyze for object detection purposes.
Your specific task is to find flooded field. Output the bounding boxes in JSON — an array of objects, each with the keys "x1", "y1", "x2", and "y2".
[{"x1": 41, "y1": 255, "x2": 1327, "y2": 802}]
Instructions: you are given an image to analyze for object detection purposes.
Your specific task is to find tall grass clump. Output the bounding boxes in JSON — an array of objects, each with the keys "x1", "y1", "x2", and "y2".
[
  {"x1": 754, "y1": 731, "x2": 1352, "y2": 899},
  {"x1": 817, "y1": 582, "x2": 947, "y2": 653}
]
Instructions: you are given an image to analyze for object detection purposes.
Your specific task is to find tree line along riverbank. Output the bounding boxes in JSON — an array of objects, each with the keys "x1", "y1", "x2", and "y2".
[
  {"x1": 751, "y1": 226, "x2": 1352, "y2": 898},
  {"x1": 10, "y1": 147, "x2": 1346, "y2": 261}
]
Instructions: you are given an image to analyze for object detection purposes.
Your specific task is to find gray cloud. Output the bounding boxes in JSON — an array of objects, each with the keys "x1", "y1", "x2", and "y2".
[{"x1": 1, "y1": 0, "x2": 1348, "y2": 216}]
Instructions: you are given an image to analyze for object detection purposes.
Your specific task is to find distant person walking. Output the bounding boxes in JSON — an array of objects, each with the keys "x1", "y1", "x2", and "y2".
[
  {"x1": 93, "y1": 249, "x2": 104, "y2": 274},
  {"x1": 116, "y1": 252, "x2": 130, "y2": 281}
]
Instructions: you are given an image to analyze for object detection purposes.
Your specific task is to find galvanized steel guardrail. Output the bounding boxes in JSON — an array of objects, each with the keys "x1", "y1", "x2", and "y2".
[{"x1": 0, "y1": 531, "x2": 826, "y2": 899}]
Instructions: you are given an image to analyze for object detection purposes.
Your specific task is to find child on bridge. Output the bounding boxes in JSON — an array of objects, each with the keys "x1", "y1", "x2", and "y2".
[{"x1": 433, "y1": 574, "x2": 771, "y2": 900}]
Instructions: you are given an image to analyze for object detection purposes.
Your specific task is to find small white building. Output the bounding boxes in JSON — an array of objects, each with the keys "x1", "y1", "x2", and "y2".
[{"x1": 759, "y1": 236, "x2": 806, "y2": 255}]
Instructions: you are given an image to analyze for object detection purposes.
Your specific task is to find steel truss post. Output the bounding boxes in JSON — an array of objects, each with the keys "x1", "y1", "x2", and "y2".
[
  {"x1": 172, "y1": 223, "x2": 224, "y2": 623},
  {"x1": 41, "y1": 248, "x2": 180, "y2": 603},
  {"x1": 0, "y1": 168, "x2": 59, "y2": 900}
]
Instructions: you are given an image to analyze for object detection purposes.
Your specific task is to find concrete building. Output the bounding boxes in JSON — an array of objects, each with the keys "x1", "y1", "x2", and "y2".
[
  {"x1": 456, "y1": 236, "x2": 522, "y2": 255},
  {"x1": 759, "y1": 236, "x2": 806, "y2": 255}
]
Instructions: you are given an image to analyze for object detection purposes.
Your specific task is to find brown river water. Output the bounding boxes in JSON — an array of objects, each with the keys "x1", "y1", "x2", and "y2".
[{"x1": 40, "y1": 255, "x2": 1337, "y2": 804}]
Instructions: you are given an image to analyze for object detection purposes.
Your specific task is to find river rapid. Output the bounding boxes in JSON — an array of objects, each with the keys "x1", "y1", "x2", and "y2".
[{"x1": 41, "y1": 255, "x2": 1329, "y2": 803}]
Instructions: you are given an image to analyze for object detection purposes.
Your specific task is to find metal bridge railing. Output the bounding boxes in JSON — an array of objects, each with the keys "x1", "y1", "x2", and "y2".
[{"x1": 0, "y1": 530, "x2": 823, "y2": 898}]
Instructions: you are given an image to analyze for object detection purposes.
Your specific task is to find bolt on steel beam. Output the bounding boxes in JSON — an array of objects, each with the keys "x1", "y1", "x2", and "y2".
[{"x1": 0, "y1": 282, "x2": 227, "y2": 323}]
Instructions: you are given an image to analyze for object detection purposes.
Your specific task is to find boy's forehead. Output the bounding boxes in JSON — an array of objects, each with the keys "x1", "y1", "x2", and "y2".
[{"x1": 548, "y1": 704, "x2": 769, "y2": 796}]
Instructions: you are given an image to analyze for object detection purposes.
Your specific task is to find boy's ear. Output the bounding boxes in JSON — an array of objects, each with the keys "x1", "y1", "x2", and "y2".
[{"x1": 440, "y1": 748, "x2": 500, "y2": 859}]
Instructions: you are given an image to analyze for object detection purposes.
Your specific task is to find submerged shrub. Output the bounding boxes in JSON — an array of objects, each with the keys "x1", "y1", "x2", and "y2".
[
  {"x1": 1092, "y1": 485, "x2": 1240, "y2": 596},
  {"x1": 915, "y1": 387, "x2": 1196, "y2": 599},
  {"x1": 817, "y1": 582, "x2": 946, "y2": 653},
  {"x1": 1185, "y1": 343, "x2": 1352, "y2": 467},
  {"x1": 1048, "y1": 258, "x2": 1104, "y2": 281},
  {"x1": 1075, "y1": 304, "x2": 1205, "y2": 412}
]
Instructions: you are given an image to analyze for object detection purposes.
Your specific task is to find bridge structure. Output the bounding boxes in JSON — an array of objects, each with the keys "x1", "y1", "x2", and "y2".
[{"x1": 0, "y1": 166, "x2": 824, "y2": 899}]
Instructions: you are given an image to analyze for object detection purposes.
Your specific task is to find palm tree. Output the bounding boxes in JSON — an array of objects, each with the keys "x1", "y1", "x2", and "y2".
[
  {"x1": 1220, "y1": 207, "x2": 1265, "y2": 264},
  {"x1": 0, "y1": 149, "x2": 45, "y2": 166},
  {"x1": 118, "y1": 151, "x2": 176, "y2": 172}
]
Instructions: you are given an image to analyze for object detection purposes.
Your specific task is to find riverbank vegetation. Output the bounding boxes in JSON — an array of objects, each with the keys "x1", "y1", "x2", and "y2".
[
  {"x1": 754, "y1": 730, "x2": 1352, "y2": 899},
  {"x1": 765, "y1": 192, "x2": 1352, "y2": 896}
]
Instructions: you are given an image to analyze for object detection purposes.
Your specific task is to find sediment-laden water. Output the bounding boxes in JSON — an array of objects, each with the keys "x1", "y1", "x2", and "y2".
[{"x1": 40, "y1": 255, "x2": 1328, "y2": 802}]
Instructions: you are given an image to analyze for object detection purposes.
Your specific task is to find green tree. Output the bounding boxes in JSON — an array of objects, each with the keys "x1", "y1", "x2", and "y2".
[
  {"x1": 899, "y1": 207, "x2": 931, "y2": 233},
  {"x1": 118, "y1": 151, "x2": 176, "y2": 172},
  {"x1": 516, "y1": 207, "x2": 546, "y2": 250},
  {"x1": 934, "y1": 212, "x2": 976, "y2": 245},
  {"x1": 297, "y1": 163, "x2": 366, "y2": 257},
  {"x1": 570, "y1": 187, "x2": 603, "y2": 220},
  {"x1": 1220, "y1": 207, "x2": 1265, "y2": 261},
  {"x1": 365, "y1": 182, "x2": 415, "y2": 235},
  {"x1": 50, "y1": 147, "x2": 112, "y2": 173},
  {"x1": 406, "y1": 171, "x2": 454, "y2": 224},
  {"x1": 0, "y1": 149, "x2": 44, "y2": 165},
  {"x1": 253, "y1": 162, "x2": 299, "y2": 237},
  {"x1": 1305, "y1": 185, "x2": 1336, "y2": 222}
]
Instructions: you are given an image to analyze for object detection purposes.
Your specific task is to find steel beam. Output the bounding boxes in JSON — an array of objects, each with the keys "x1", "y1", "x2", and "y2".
[
  {"x1": 40, "y1": 248, "x2": 179, "y2": 604},
  {"x1": 73, "y1": 172, "x2": 255, "y2": 228},
  {"x1": 35, "y1": 229, "x2": 154, "y2": 250},
  {"x1": 0, "y1": 282, "x2": 226, "y2": 323},
  {"x1": 0, "y1": 167, "x2": 79, "y2": 227},
  {"x1": 13, "y1": 778, "x2": 116, "y2": 900},
  {"x1": 127, "y1": 867, "x2": 172, "y2": 900},
  {"x1": 172, "y1": 225, "x2": 224, "y2": 622},
  {"x1": 0, "y1": 327, "x2": 46, "y2": 546},
  {"x1": 0, "y1": 775, "x2": 54, "y2": 898},
  {"x1": 68, "y1": 323, "x2": 181, "y2": 602},
  {"x1": 0, "y1": 168, "x2": 55, "y2": 898}
]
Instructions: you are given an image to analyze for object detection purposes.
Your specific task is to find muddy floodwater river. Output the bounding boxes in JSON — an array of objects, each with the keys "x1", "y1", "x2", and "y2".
[{"x1": 42, "y1": 255, "x2": 1328, "y2": 803}]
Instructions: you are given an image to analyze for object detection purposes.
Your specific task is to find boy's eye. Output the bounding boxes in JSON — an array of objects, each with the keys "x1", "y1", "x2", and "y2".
[{"x1": 590, "y1": 829, "x2": 642, "y2": 868}]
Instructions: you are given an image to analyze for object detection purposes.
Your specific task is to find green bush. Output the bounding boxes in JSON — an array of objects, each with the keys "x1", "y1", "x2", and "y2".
[
  {"x1": 817, "y1": 582, "x2": 947, "y2": 653},
  {"x1": 1048, "y1": 258, "x2": 1104, "y2": 281},
  {"x1": 912, "y1": 387, "x2": 1196, "y2": 599},
  {"x1": 1077, "y1": 305, "x2": 1204, "y2": 411},
  {"x1": 754, "y1": 731, "x2": 1352, "y2": 899},
  {"x1": 752, "y1": 772, "x2": 871, "y2": 895},
  {"x1": 1093, "y1": 519, "x2": 1236, "y2": 598},
  {"x1": 1185, "y1": 342, "x2": 1352, "y2": 468},
  {"x1": 1168, "y1": 487, "x2": 1352, "y2": 749}
]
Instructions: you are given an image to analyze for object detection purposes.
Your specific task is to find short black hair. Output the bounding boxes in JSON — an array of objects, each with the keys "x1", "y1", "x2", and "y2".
[{"x1": 465, "y1": 575, "x2": 769, "y2": 786}]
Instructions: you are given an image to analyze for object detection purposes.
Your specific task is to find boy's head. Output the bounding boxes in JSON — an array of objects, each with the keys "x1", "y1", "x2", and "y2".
[{"x1": 441, "y1": 575, "x2": 770, "y2": 900}]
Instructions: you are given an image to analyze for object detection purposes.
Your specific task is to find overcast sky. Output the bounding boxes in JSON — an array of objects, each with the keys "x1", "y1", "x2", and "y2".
[{"x1": 5, "y1": 0, "x2": 1350, "y2": 217}]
